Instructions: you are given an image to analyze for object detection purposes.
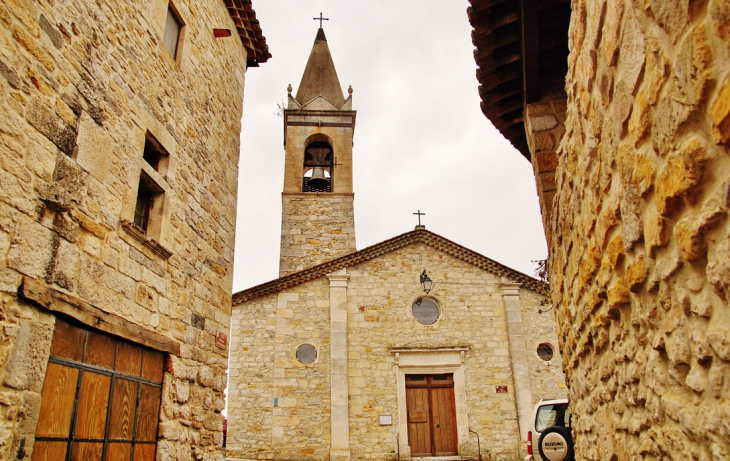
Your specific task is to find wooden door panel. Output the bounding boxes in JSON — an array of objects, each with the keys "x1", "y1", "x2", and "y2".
[
  {"x1": 141, "y1": 350, "x2": 164, "y2": 382},
  {"x1": 31, "y1": 441, "x2": 67, "y2": 461},
  {"x1": 133, "y1": 444, "x2": 157, "y2": 461},
  {"x1": 115, "y1": 342, "x2": 142, "y2": 376},
  {"x1": 35, "y1": 363, "x2": 79, "y2": 437},
  {"x1": 50, "y1": 319, "x2": 85, "y2": 361},
  {"x1": 106, "y1": 443, "x2": 131, "y2": 461},
  {"x1": 84, "y1": 330, "x2": 116, "y2": 369},
  {"x1": 406, "y1": 374, "x2": 458, "y2": 457},
  {"x1": 109, "y1": 378, "x2": 139, "y2": 440},
  {"x1": 431, "y1": 386, "x2": 457, "y2": 455},
  {"x1": 406, "y1": 386, "x2": 431, "y2": 457},
  {"x1": 70, "y1": 442, "x2": 103, "y2": 460},
  {"x1": 136, "y1": 384, "x2": 162, "y2": 441},
  {"x1": 74, "y1": 371, "x2": 111, "y2": 439}
]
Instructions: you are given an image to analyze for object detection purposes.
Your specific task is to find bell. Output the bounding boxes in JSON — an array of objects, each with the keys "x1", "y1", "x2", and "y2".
[{"x1": 308, "y1": 167, "x2": 328, "y2": 188}]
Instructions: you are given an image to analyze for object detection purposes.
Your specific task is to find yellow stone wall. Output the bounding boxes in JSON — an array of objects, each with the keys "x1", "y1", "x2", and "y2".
[
  {"x1": 279, "y1": 194, "x2": 356, "y2": 276},
  {"x1": 544, "y1": 0, "x2": 730, "y2": 458},
  {"x1": 0, "y1": 0, "x2": 251, "y2": 458},
  {"x1": 279, "y1": 109, "x2": 357, "y2": 277},
  {"x1": 229, "y1": 243, "x2": 566, "y2": 461},
  {"x1": 228, "y1": 280, "x2": 333, "y2": 461}
]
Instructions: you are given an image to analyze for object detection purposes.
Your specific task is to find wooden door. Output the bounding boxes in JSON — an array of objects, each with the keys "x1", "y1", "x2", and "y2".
[
  {"x1": 33, "y1": 318, "x2": 163, "y2": 461},
  {"x1": 406, "y1": 374, "x2": 458, "y2": 457}
]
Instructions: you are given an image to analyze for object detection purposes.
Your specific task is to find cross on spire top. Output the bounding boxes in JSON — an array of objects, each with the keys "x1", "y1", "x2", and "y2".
[
  {"x1": 413, "y1": 210, "x2": 426, "y2": 227},
  {"x1": 313, "y1": 12, "x2": 329, "y2": 28}
]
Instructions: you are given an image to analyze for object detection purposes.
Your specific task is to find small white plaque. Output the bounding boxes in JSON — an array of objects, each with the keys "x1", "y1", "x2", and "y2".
[{"x1": 379, "y1": 415, "x2": 392, "y2": 426}]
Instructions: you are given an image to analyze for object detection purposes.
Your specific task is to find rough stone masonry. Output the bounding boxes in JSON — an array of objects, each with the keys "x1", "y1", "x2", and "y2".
[
  {"x1": 0, "y1": 0, "x2": 267, "y2": 459},
  {"x1": 523, "y1": 0, "x2": 730, "y2": 459}
]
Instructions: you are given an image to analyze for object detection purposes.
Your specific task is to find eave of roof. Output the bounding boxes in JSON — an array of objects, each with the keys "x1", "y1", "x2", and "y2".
[
  {"x1": 224, "y1": 0, "x2": 271, "y2": 65},
  {"x1": 467, "y1": 0, "x2": 570, "y2": 161},
  {"x1": 233, "y1": 227, "x2": 548, "y2": 304}
]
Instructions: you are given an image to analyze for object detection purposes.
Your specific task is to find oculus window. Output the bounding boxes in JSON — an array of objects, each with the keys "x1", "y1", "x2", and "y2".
[
  {"x1": 412, "y1": 297, "x2": 440, "y2": 325},
  {"x1": 296, "y1": 344, "x2": 317, "y2": 364},
  {"x1": 537, "y1": 343, "x2": 554, "y2": 362}
]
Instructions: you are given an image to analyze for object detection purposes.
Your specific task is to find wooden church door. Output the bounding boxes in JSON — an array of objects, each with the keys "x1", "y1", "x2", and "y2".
[{"x1": 406, "y1": 374, "x2": 458, "y2": 457}]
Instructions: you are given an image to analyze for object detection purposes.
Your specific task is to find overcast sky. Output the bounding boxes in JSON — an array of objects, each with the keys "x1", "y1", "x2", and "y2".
[{"x1": 232, "y1": 1, "x2": 548, "y2": 291}]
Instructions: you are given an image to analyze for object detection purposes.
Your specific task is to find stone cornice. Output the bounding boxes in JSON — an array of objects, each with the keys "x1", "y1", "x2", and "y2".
[{"x1": 233, "y1": 228, "x2": 549, "y2": 304}]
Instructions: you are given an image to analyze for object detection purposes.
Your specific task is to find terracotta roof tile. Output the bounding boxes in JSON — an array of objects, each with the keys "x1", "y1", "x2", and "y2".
[
  {"x1": 467, "y1": 0, "x2": 570, "y2": 161},
  {"x1": 233, "y1": 228, "x2": 548, "y2": 304},
  {"x1": 224, "y1": 0, "x2": 271, "y2": 65}
]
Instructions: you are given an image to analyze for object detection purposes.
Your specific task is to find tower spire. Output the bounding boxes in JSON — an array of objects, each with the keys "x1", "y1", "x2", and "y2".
[
  {"x1": 295, "y1": 27, "x2": 345, "y2": 106},
  {"x1": 279, "y1": 28, "x2": 357, "y2": 277}
]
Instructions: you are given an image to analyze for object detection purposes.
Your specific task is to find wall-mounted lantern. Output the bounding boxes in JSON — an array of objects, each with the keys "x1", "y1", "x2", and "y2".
[{"x1": 420, "y1": 270, "x2": 433, "y2": 295}]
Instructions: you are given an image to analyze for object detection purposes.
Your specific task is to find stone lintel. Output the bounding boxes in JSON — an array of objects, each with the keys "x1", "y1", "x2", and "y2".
[{"x1": 20, "y1": 277, "x2": 181, "y2": 355}]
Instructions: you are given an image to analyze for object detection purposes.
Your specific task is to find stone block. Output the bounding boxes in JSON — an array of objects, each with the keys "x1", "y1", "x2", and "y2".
[
  {"x1": 0, "y1": 58, "x2": 21, "y2": 89},
  {"x1": 75, "y1": 112, "x2": 114, "y2": 181},
  {"x1": 3, "y1": 319, "x2": 53, "y2": 392},
  {"x1": 39, "y1": 14, "x2": 63, "y2": 49},
  {"x1": 711, "y1": 73, "x2": 730, "y2": 145},
  {"x1": 617, "y1": 9, "x2": 645, "y2": 93},
  {"x1": 52, "y1": 153, "x2": 87, "y2": 205},
  {"x1": 25, "y1": 99, "x2": 76, "y2": 156},
  {"x1": 52, "y1": 238, "x2": 79, "y2": 291},
  {"x1": 528, "y1": 114, "x2": 559, "y2": 132},
  {"x1": 12, "y1": 26, "x2": 55, "y2": 71},
  {"x1": 654, "y1": 137, "x2": 708, "y2": 216},
  {"x1": 707, "y1": 236, "x2": 730, "y2": 300},
  {"x1": 6, "y1": 216, "x2": 55, "y2": 280},
  {"x1": 533, "y1": 150, "x2": 558, "y2": 172}
]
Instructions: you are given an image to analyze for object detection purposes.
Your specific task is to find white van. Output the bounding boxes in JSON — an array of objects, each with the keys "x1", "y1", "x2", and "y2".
[{"x1": 525, "y1": 399, "x2": 573, "y2": 461}]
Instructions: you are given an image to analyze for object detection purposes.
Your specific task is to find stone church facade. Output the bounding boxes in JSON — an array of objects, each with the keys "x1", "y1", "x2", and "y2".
[
  {"x1": 0, "y1": 0, "x2": 268, "y2": 460},
  {"x1": 469, "y1": 0, "x2": 730, "y2": 459},
  {"x1": 226, "y1": 29, "x2": 566, "y2": 461}
]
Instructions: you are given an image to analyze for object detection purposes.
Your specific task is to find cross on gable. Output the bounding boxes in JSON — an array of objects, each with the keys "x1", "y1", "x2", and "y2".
[
  {"x1": 413, "y1": 210, "x2": 425, "y2": 226},
  {"x1": 313, "y1": 12, "x2": 329, "y2": 28}
]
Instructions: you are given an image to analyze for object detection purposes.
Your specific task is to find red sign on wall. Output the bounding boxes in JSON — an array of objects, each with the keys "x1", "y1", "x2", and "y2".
[
  {"x1": 216, "y1": 331, "x2": 228, "y2": 350},
  {"x1": 495, "y1": 385, "x2": 508, "y2": 393}
]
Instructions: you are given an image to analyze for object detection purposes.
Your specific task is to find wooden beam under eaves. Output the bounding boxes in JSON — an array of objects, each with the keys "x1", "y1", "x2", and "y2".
[{"x1": 520, "y1": 0, "x2": 539, "y2": 106}]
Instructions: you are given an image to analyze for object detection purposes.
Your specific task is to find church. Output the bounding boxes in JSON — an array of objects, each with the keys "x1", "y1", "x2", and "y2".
[{"x1": 226, "y1": 28, "x2": 567, "y2": 461}]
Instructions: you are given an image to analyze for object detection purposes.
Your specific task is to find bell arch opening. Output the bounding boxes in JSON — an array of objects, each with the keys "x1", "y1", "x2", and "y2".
[{"x1": 302, "y1": 140, "x2": 334, "y2": 192}]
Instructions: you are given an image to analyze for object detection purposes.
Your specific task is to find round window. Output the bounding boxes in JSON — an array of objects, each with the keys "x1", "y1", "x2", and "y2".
[
  {"x1": 296, "y1": 344, "x2": 317, "y2": 364},
  {"x1": 537, "y1": 343, "x2": 554, "y2": 362},
  {"x1": 412, "y1": 298, "x2": 440, "y2": 325}
]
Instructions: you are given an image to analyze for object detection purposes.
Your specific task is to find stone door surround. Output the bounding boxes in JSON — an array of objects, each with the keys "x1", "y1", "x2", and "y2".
[{"x1": 391, "y1": 347, "x2": 470, "y2": 459}]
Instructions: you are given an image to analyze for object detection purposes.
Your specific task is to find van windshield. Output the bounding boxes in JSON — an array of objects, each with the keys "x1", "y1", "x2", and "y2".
[{"x1": 535, "y1": 403, "x2": 570, "y2": 432}]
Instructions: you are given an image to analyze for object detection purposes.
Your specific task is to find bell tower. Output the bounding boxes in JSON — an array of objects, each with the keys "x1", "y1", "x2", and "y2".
[{"x1": 279, "y1": 27, "x2": 356, "y2": 276}]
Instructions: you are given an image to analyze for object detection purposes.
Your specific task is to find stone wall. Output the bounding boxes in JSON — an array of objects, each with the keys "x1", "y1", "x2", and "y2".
[
  {"x1": 0, "y1": 0, "x2": 251, "y2": 458},
  {"x1": 519, "y1": 289, "x2": 568, "y2": 403},
  {"x1": 347, "y1": 244, "x2": 522, "y2": 461},
  {"x1": 228, "y1": 280, "x2": 333, "y2": 461},
  {"x1": 229, "y1": 243, "x2": 565, "y2": 461},
  {"x1": 279, "y1": 194, "x2": 355, "y2": 276},
  {"x1": 545, "y1": 0, "x2": 730, "y2": 458}
]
